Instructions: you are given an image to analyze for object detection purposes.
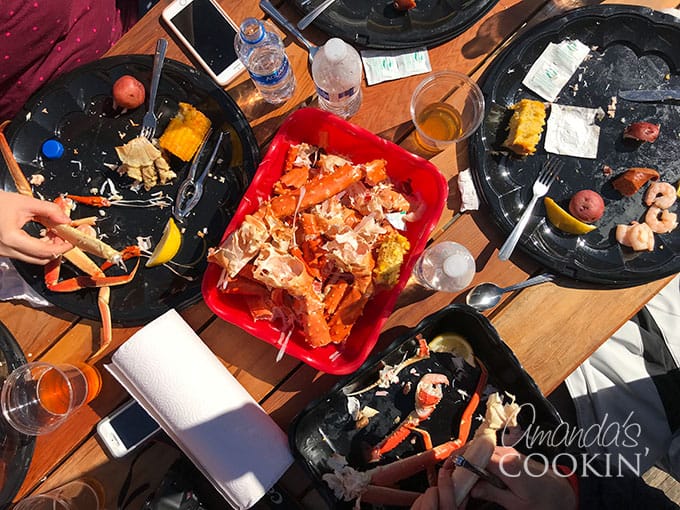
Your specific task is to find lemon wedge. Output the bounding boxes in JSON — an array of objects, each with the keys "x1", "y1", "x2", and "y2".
[
  {"x1": 146, "y1": 217, "x2": 182, "y2": 267},
  {"x1": 544, "y1": 197, "x2": 597, "y2": 235},
  {"x1": 429, "y1": 333, "x2": 475, "y2": 366}
]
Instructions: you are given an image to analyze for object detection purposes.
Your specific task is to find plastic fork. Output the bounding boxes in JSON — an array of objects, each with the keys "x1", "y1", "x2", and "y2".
[
  {"x1": 498, "y1": 158, "x2": 563, "y2": 261},
  {"x1": 140, "y1": 38, "x2": 167, "y2": 140}
]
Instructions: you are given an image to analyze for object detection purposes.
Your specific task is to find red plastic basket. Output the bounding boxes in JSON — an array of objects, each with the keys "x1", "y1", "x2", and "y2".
[{"x1": 202, "y1": 108, "x2": 447, "y2": 374}]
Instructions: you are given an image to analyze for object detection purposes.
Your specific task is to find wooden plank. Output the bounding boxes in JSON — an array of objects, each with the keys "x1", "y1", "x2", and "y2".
[
  {"x1": 491, "y1": 275, "x2": 674, "y2": 394},
  {"x1": 0, "y1": 301, "x2": 75, "y2": 360}
]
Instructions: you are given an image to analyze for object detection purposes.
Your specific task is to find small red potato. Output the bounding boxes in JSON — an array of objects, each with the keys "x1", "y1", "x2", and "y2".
[
  {"x1": 112, "y1": 75, "x2": 146, "y2": 110},
  {"x1": 569, "y1": 189, "x2": 605, "y2": 223}
]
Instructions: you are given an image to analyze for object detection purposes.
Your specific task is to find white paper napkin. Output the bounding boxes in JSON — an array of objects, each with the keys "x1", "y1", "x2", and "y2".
[{"x1": 105, "y1": 309, "x2": 293, "y2": 510}]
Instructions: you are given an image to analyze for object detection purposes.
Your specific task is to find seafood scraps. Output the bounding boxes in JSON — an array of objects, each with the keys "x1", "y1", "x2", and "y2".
[
  {"x1": 116, "y1": 136, "x2": 175, "y2": 191},
  {"x1": 208, "y1": 143, "x2": 413, "y2": 348}
]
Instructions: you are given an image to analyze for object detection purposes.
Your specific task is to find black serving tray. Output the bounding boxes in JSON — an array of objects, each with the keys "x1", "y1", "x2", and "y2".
[
  {"x1": 469, "y1": 5, "x2": 680, "y2": 287},
  {"x1": 0, "y1": 55, "x2": 259, "y2": 326},
  {"x1": 292, "y1": 0, "x2": 499, "y2": 50},
  {"x1": 289, "y1": 305, "x2": 562, "y2": 509},
  {"x1": 0, "y1": 321, "x2": 35, "y2": 510}
]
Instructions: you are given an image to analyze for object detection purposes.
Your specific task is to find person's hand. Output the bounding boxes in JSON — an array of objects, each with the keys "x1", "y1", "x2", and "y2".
[
  {"x1": 411, "y1": 455, "x2": 459, "y2": 510},
  {"x1": 471, "y1": 447, "x2": 577, "y2": 510},
  {"x1": 0, "y1": 191, "x2": 73, "y2": 265}
]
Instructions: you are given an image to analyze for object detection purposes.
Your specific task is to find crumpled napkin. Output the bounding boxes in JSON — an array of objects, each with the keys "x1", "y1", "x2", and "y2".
[
  {"x1": 105, "y1": 309, "x2": 294, "y2": 510},
  {"x1": 0, "y1": 257, "x2": 50, "y2": 307},
  {"x1": 457, "y1": 168, "x2": 480, "y2": 212}
]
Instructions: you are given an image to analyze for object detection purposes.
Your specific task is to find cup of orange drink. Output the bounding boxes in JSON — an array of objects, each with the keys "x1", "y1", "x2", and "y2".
[
  {"x1": 410, "y1": 70, "x2": 485, "y2": 152},
  {"x1": 1, "y1": 362, "x2": 101, "y2": 435}
]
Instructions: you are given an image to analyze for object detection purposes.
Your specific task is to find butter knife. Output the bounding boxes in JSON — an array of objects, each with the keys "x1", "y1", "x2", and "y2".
[{"x1": 618, "y1": 89, "x2": 680, "y2": 102}]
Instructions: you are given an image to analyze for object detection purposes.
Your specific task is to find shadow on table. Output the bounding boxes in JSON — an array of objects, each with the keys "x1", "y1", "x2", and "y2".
[{"x1": 462, "y1": 0, "x2": 606, "y2": 60}]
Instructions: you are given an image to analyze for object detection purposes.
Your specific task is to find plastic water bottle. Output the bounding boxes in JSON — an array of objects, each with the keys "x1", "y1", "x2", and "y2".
[
  {"x1": 311, "y1": 38, "x2": 363, "y2": 118},
  {"x1": 235, "y1": 18, "x2": 296, "y2": 104},
  {"x1": 412, "y1": 241, "x2": 475, "y2": 292}
]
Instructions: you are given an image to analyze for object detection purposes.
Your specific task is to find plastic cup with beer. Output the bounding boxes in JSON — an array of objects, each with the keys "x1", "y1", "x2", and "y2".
[
  {"x1": 12, "y1": 479, "x2": 103, "y2": 510},
  {"x1": 410, "y1": 70, "x2": 485, "y2": 152},
  {"x1": 0, "y1": 362, "x2": 101, "y2": 435}
]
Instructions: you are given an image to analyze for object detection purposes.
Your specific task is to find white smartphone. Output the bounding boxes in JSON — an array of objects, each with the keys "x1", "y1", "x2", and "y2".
[
  {"x1": 96, "y1": 399, "x2": 161, "y2": 458},
  {"x1": 162, "y1": 0, "x2": 245, "y2": 86}
]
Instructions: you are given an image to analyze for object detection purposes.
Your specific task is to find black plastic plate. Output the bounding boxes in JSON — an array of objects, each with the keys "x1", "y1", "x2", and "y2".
[
  {"x1": 0, "y1": 56, "x2": 259, "y2": 326},
  {"x1": 289, "y1": 305, "x2": 562, "y2": 509},
  {"x1": 470, "y1": 5, "x2": 680, "y2": 287},
  {"x1": 292, "y1": 0, "x2": 499, "y2": 49}
]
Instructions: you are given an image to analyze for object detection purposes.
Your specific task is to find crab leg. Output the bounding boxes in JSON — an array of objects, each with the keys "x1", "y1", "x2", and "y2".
[
  {"x1": 52, "y1": 224, "x2": 124, "y2": 268},
  {"x1": 46, "y1": 248, "x2": 141, "y2": 291},
  {"x1": 66, "y1": 194, "x2": 112, "y2": 207},
  {"x1": 368, "y1": 360, "x2": 488, "y2": 487},
  {"x1": 265, "y1": 163, "x2": 364, "y2": 218},
  {"x1": 0, "y1": 121, "x2": 32, "y2": 196},
  {"x1": 369, "y1": 373, "x2": 450, "y2": 462}
]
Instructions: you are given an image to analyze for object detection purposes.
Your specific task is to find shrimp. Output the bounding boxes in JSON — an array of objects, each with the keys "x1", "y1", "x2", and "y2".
[
  {"x1": 615, "y1": 222, "x2": 655, "y2": 251},
  {"x1": 644, "y1": 181, "x2": 677, "y2": 209},
  {"x1": 645, "y1": 206, "x2": 678, "y2": 234}
]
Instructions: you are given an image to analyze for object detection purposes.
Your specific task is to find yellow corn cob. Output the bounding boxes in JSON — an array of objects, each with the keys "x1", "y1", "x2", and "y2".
[
  {"x1": 502, "y1": 99, "x2": 546, "y2": 156},
  {"x1": 159, "y1": 102, "x2": 211, "y2": 161}
]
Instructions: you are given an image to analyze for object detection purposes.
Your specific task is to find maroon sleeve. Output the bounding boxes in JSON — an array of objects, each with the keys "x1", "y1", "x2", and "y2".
[{"x1": 0, "y1": 0, "x2": 135, "y2": 120}]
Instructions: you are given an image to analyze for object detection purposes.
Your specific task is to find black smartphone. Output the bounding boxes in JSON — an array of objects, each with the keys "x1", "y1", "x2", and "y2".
[{"x1": 162, "y1": 0, "x2": 245, "y2": 86}]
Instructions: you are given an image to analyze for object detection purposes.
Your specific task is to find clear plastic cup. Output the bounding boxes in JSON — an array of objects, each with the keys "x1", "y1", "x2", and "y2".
[
  {"x1": 410, "y1": 70, "x2": 485, "y2": 152},
  {"x1": 1, "y1": 362, "x2": 101, "y2": 435},
  {"x1": 412, "y1": 241, "x2": 476, "y2": 292},
  {"x1": 13, "y1": 479, "x2": 103, "y2": 510}
]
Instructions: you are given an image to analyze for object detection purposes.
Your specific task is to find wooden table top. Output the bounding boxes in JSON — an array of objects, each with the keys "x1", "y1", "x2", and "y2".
[{"x1": 2, "y1": 0, "x2": 679, "y2": 507}]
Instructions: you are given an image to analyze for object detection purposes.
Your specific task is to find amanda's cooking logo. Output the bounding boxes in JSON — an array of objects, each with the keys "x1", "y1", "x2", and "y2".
[{"x1": 499, "y1": 402, "x2": 649, "y2": 478}]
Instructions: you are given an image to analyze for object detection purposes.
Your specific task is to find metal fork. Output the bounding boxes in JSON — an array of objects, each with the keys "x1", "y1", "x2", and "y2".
[
  {"x1": 498, "y1": 158, "x2": 563, "y2": 261},
  {"x1": 140, "y1": 38, "x2": 168, "y2": 140},
  {"x1": 297, "y1": 0, "x2": 337, "y2": 30}
]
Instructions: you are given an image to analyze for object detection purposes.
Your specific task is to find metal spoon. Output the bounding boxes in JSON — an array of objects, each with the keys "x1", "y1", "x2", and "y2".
[
  {"x1": 259, "y1": 0, "x2": 319, "y2": 63},
  {"x1": 466, "y1": 273, "x2": 555, "y2": 311}
]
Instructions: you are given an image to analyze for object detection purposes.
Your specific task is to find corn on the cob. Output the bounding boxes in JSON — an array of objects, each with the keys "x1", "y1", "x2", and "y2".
[
  {"x1": 159, "y1": 102, "x2": 211, "y2": 161},
  {"x1": 502, "y1": 99, "x2": 546, "y2": 156}
]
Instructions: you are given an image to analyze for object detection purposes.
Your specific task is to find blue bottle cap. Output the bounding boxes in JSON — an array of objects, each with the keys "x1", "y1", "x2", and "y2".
[{"x1": 41, "y1": 139, "x2": 64, "y2": 159}]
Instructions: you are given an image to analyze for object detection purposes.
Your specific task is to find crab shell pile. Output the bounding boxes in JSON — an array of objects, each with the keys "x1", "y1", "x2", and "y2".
[{"x1": 207, "y1": 142, "x2": 416, "y2": 348}]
